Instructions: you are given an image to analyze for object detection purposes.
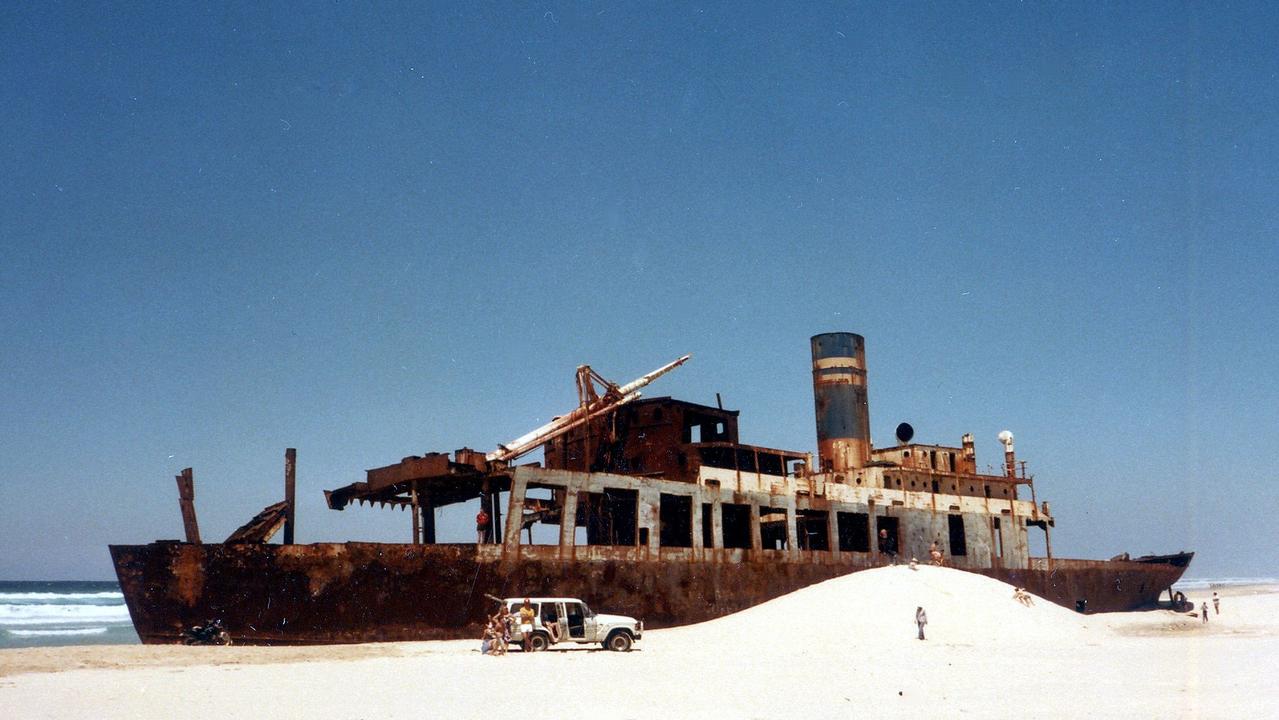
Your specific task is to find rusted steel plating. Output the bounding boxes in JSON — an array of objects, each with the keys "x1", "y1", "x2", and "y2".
[{"x1": 175, "y1": 468, "x2": 200, "y2": 544}]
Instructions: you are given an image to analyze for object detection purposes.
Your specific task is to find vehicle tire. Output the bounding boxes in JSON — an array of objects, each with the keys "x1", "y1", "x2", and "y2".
[
  {"x1": 527, "y1": 632, "x2": 551, "y2": 652},
  {"x1": 605, "y1": 630, "x2": 632, "y2": 652}
]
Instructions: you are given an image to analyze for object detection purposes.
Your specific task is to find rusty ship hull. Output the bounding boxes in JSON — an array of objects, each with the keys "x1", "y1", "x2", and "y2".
[
  {"x1": 112, "y1": 332, "x2": 1193, "y2": 645},
  {"x1": 110, "y1": 540, "x2": 1191, "y2": 645}
]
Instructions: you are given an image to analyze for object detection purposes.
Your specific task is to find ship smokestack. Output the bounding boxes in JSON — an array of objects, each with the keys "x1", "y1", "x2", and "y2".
[{"x1": 811, "y1": 332, "x2": 871, "y2": 473}]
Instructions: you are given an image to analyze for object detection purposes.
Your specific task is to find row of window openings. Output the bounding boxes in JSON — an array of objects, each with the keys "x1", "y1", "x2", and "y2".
[
  {"x1": 522, "y1": 488, "x2": 1000, "y2": 557},
  {"x1": 884, "y1": 475, "x2": 1011, "y2": 498},
  {"x1": 901, "y1": 449, "x2": 957, "y2": 471}
]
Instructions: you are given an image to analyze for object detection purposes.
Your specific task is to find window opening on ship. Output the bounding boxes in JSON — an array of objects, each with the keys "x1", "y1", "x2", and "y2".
[
  {"x1": 984, "y1": 485, "x2": 991, "y2": 498},
  {"x1": 797, "y1": 509, "x2": 829, "y2": 551},
  {"x1": 947, "y1": 514, "x2": 968, "y2": 556},
  {"x1": 581, "y1": 488, "x2": 638, "y2": 546},
  {"x1": 931, "y1": 480, "x2": 940, "y2": 493},
  {"x1": 760, "y1": 505, "x2": 788, "y2": 550},
  {"x1": 837, "y1": 512, "x2": 870, "y2": 552},
  {"x1": 520, "y1": 485, "x2": 563, "y2": 545},
  {"x1": 721, "y1": 503, "x2": 753, "y2": 549},
  {"x1": 993, "y1": 517, "x2": 1004, "y2": 558},
  {"x1": 701, "y1": 502, "x2": 714, "y2": 548},
  {"x1": 876, "y1": 516, "x2": 900, "y2": 555},
  {"x1": 659, "y1": 493, "x2": 692, "y2": 548},
  {"x1": 688, "y1": 424, "x2": 702, "y2": 443},
  {"x1": 757, "y1": 452, "x2": 784, "y2": 476},
  {"x1": 930, "y1": 450, "x2": 937, "y2": 469},
  {"x1": 1026, "y1": 519, "x2": 1048, "y2": 557},
  {"x1": 948, "y1": 452, "x2": 956, "y2": 471}
]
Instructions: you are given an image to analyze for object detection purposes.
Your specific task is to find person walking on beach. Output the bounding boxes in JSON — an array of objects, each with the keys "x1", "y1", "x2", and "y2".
[
  {"x1": 476, "y1": 507, "x2": 491, "y2": 544},
  {"x1": 1201, "y1": 602, "x2": 1209, "y2": 624},
  {"x1": 915, "y1": 606, "x2": 928, "y2": 640},
  {"x1": 1213, "y1": 592, "x2": 1220, "y2": 615}
]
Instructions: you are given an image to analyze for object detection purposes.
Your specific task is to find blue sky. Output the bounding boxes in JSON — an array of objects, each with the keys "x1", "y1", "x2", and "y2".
[{"x1": 2, "y1": 2, "x2": 1276, "y2": 580}]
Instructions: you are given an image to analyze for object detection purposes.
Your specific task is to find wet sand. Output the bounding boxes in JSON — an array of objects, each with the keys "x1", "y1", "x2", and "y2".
[{"x1": 1, "y1": 567, "x2": 1274, "y2": 719}]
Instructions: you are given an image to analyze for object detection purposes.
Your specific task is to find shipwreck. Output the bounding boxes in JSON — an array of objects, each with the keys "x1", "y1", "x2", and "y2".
[{"x1": 111, "y1": 332, "x2": 1193, "y2": 645}]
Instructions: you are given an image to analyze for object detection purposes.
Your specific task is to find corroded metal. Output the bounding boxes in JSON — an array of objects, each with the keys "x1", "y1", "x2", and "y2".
[
  {"x1": 109, "y1": 541, "x2": 1190, "y2": 646},
  {"x1": 174, "y1": 468, "x2": 200, "y2": 544}
]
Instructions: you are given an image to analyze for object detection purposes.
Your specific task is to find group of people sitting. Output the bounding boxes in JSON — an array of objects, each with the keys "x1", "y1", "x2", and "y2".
[
  {"x1": 480, "y1": 605, "x2": 511, "y2": 656},
  {"x1": 481, "y1": 597, "x2": 562, "y2": 656},
  {"x1": 1012, "y1": 587, "x2": 1035, "y2": 606}
]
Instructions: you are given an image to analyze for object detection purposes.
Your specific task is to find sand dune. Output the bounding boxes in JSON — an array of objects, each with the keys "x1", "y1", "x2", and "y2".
[{"x1": 1, "y1": 567, "x2": 1274, "y2": 719}]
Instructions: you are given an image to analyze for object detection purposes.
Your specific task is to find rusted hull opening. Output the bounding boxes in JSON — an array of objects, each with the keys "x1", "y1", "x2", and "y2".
[{"x1": 111, "y1": 542, "x2": 1190, "y2": 645}]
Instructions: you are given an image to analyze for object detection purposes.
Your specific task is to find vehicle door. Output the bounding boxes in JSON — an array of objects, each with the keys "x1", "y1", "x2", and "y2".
[
  {"x1": 540, "y1": 601, "x2": 562, "y2": 642},
  {"x1": 565, "y1": 601, "x2": 589, "y2": 641}
]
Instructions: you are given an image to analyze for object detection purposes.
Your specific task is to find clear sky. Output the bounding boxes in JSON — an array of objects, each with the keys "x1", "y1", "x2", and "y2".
[{"x1": 2, "y1": 2, "x2": 1276, "y2": 581}]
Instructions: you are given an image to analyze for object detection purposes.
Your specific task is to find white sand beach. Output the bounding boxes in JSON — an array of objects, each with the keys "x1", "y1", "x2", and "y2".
[{"x1": 2, "y1": 566, "x2": 1275, "y2": 719}]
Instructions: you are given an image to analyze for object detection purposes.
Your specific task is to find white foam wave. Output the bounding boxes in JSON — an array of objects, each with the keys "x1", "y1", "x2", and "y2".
[
  {"x1": 1175, "y1": 577, "x2": 1279, "y2": 590},
  {"x1": 6, "y1": 627, "x2": 110, "y2": 637},
  {"x1": 0, "y1": 591, "x2": 123, "y2": 602},
  {"x1": 0, "y1": 603, "x2": 131, "y2": 626}
]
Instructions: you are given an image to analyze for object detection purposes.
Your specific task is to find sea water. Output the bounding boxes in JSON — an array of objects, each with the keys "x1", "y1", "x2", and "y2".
[{"x1": 0, "y1": 581, "x2": 138, "y2": 649}]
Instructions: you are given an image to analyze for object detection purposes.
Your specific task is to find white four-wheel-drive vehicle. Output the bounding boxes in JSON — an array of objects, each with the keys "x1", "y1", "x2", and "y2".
[{"x1": 505, "y1": 597, "x2": 642, "y2": 652}]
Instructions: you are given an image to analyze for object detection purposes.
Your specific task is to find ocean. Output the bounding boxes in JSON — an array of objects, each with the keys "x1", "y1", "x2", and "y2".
[{"x1": 0, "y1": 580, "x2": 137, "y2": 649}]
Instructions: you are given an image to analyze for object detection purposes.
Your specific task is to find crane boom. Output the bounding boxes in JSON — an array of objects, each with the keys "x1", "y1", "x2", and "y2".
[{"x1": 486, "y1": 354, "x2": 691, "y2": 463}]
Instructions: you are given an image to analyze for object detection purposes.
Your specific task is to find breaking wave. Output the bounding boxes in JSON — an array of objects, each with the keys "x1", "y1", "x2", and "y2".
[
  {"x1": 0, "y1": 591, "x2": 123, "y2": 603},
  {"x1": 6, "y1": 627, "x2": 110, "y2": 637},
  {"x1": 0, "y1": 603, "x2": 131, "y2": 626},
  {"x1": 1174, "y1": 577, "x2": 1279, "y2": 590}
]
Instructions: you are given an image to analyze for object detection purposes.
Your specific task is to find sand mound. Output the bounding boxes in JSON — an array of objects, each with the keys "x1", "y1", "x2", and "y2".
[{"x1": 664, "y1": 565, "x2": 1090, "y2": 650}]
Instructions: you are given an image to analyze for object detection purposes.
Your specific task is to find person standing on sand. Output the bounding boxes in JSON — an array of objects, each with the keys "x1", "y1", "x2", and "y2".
[
  {"x1": 879, "y1": 529, "x2": 898, "y2": 564},
  {"x1": 916, "y1": 606, "x2": 928, "y2": 640},
  {"x1": 519, "y1": 598, "x2": 537, "y2": 649},
  {"x1": 1201, "y1": 602, "x2": 1209, "y2": 624},
  {"x1": 1213, "y1": 592, "x2": 1220, "y2": 615},
  {"x1": 476, "y1": 507, "x2": 491, "y2": 544}
]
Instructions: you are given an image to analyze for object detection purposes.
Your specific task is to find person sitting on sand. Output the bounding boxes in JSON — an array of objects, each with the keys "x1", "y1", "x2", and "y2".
[
  {"x1": 929, "y1": 540, "x2": 943, "y2": 566},
  {"x1": 488, "y1": 618, "x2": 507, "y2": 655},
  {"x1": 1013, "y1": 587, "x2": 1034, "y2": 606},
  {"x1": 916, "y1": 606, "x2": 928, "y2": 640},
  {"x1": 909, "y1": 558, "x2": 919, "y2": 570},
  {"x1": 481, "y1": 622, "x2": 496, "y2": 655}
]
